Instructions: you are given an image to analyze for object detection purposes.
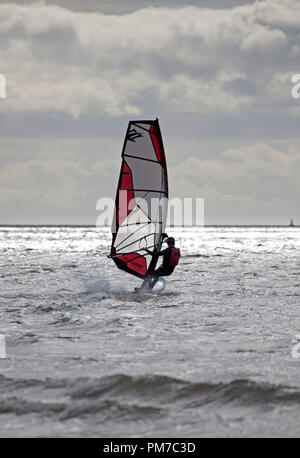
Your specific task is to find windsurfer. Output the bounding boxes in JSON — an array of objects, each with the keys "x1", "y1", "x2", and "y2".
[{"x1": 136, "y1": 235, "x2": 181, "y2": 291}]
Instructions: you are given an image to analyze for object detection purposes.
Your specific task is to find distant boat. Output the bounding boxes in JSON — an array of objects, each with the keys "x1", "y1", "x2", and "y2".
[{"x1": 289, "y1": 218, "x2": 295, "y2": 227}]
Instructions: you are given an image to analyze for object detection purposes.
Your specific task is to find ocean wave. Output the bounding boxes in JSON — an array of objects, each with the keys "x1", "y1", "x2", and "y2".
[
  {"x1": 0, "y1": 374, "x2": 42, "y2": 393},
  {"x1": 0, "y1": 397, "x2": 66, "y2": 416},
  {"x1": 1, "y1": 373, "x2": 300, "y2": 421},
  {"x1": 184, "y1": 254, "x2": 210, "y2": 258}
]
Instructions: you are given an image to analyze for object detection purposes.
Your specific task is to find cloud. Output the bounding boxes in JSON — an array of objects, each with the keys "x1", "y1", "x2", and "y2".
[
  {"x1": 0, "y1": 1, "x2": 299, "y2": 224},
  {"x1": 0, "y1": 1, "x2": 260, "y2": 15},
  {"x1": 0, "y1": 0, "x2": 299, "y2": 119},
  {"x1": 170, "y1": 142, "x2": 300, "y2": 223},
  {"x1": 1, "y1": 137, "x2": 298, "y2": 225},
  {"x1": 0, "y1": 158, "x2": 86, "y2": 206},
  {"x1": 0, "y1": 136, "x2": 120, "y2": 223}
]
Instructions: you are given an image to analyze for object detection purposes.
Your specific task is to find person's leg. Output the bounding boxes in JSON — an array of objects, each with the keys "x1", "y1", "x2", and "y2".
[
  {"x1": 149, "y1": 275, "x2": 159, "y2": 289},
  {"x1": 149, "y1": 266, "x2": 175, "y2": 289},
  {"x1": 140, "y1": 275, "x2": 151, "y2": 290},
  {"x1": 149, "y1": 268, "x2": 164, "y2": 289},
  {"x1": 135, "y1": 273, "x2": 152, "y2": 291},
  {"x1": 136, "y1": 266, "x2": 170, "y2": 292}
]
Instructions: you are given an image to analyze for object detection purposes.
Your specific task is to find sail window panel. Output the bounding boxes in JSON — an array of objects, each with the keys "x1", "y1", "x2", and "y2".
[
  {"x1": 125, "y1": 157, "x2": 163, "y2": 193},
  {"x1": 115, "y1": 207, "x2": 156, "y2": 253},
  {"x1": 133, "y1": 191, "x2": 165, "y2": 227}
]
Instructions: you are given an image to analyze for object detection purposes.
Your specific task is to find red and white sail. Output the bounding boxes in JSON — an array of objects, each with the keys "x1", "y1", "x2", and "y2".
[{"x1": 110, "y1": 119, "x2": 168, "y2": 279}]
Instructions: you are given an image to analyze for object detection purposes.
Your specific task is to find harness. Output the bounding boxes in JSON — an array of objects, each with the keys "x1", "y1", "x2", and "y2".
[{"x1": 168, "y1": 247, "x2": 181, "y2": 267}]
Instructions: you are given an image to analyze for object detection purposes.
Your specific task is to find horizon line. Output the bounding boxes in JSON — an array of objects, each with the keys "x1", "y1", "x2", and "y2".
[{"x1": 0, "y1": 224, "x2": 298, "y2": 228}]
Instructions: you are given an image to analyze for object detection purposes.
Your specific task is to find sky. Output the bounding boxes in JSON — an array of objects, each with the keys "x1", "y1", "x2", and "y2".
[{"x1": 0, "y1": 0, "x2": 300, "y2": 225}]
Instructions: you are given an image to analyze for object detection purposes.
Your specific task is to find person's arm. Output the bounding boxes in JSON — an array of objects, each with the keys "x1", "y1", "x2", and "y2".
[
  {"x1": 146, "y1": 248, "x2": 166, "y2": 256},
  {"x1": 161, "y1": 232, "x2": 168, "y2": 241},
  {"x1": 145, "y1": 233, "x2": 168, "y2": 256}
]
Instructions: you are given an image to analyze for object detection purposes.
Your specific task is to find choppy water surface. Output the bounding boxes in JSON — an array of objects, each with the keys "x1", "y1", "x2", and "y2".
[{"x1": 0, "y1": 226, "x2": 299, "y2": 437}]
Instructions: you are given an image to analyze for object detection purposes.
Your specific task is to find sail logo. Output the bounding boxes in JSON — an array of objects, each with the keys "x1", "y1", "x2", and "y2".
[
  {"x1": 127, "y1": 129, "x2": 143, "y2": 142},
  {"x1": 0, "y1": 74, "x2": 6, "y2": 99},
  {"x1": 291, "y1": 74, "x2": 300, "y2": 99}
]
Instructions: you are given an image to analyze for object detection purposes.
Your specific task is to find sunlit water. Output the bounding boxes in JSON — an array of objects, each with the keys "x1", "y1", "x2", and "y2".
[{"x1": 0, "y1": 226, "x2": 299, "y2": 437}]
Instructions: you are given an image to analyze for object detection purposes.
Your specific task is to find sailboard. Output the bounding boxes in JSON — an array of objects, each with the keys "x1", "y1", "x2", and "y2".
[{"x1": 109, "y1": 119, "x2": 168, "y2": 282}]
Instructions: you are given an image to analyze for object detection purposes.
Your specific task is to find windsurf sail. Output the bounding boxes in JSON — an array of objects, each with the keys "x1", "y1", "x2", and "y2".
[{"x1": 109, "y1": 119, "x2": 168, "y2": 279}]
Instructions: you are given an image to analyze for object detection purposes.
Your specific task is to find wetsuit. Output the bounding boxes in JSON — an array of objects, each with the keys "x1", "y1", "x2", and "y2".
[
  {"x1": 138, "y1": 246, "x2": 176, "y2": 290},
  {"x1": 149, "y1": 247, "x2": 175, "y2": 287}
]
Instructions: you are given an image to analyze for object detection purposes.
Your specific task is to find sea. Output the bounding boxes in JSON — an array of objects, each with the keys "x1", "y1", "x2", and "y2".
[{"x1": 0, "y1": 225, "x2": 299, "y2": 438}]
